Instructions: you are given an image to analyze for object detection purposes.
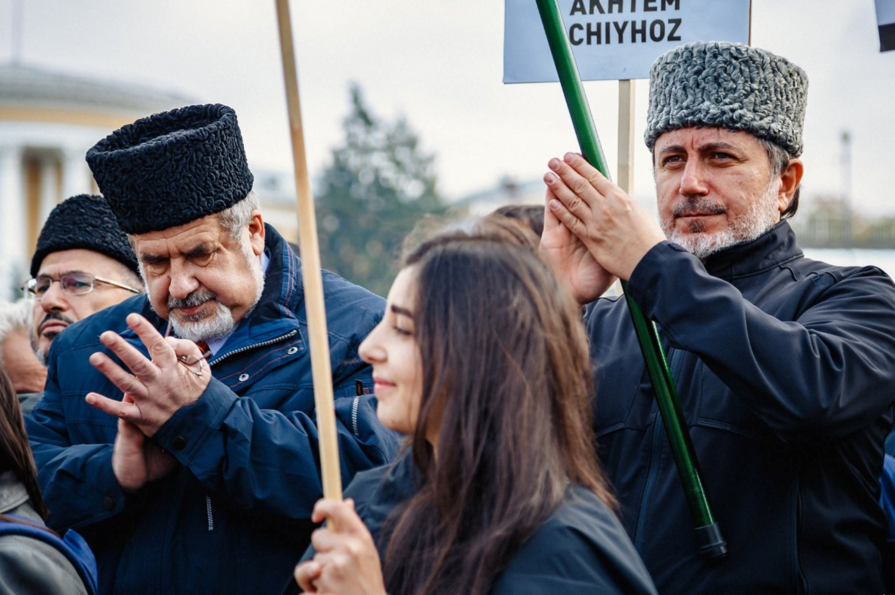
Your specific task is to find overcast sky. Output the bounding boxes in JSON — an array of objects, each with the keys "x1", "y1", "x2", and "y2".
[{"x1": 3, "y1": 0, "x2": 894, "y2": 214}]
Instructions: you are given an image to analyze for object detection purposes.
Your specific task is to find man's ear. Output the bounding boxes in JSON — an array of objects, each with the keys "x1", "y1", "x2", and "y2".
[
  {"x1": 778, "y1": 158, "x2": 804, "y2": 213},
  {"x1": 247, "y1": 211, "x2": 265, "y2": 256}
]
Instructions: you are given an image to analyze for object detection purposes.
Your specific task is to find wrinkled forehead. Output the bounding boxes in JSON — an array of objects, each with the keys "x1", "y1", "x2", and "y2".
[
  {"x1": 131, "y1": 215, "x2": 225, "y2": 259},
  {"x1": 654, "y1": 127, "x2": 763, "y2": 151}
]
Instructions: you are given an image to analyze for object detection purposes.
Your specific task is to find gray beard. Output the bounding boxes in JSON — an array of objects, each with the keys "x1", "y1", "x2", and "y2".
[
  {"x1": 145, "y1": 244, "x2": 265, "y2": 343},
  {"x1": 31, "y1": 335, "x2": 47, "y2": 367},
  {"x1": 661, "y1": 181, "x2": 781, "y2": 260},
  {"x1": 169, "y1": 298, "x2": 239, "y2": 343}
]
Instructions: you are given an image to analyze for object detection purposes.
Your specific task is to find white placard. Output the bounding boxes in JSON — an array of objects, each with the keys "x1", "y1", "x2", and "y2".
[
  {"x1": 877, "y1": 0, "x2": 895, "y2": 51},
  {"x1": 504, "y1": 0, "x2": 751, "y2": 83},
  {"x1": 877, "y1": 0, "x2": 895, "y2": 26}
]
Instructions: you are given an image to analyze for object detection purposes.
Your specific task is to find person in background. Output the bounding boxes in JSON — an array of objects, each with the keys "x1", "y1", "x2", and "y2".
[
  {"x1": 0, "y1": 300, "x2": 46, "y2": 413},
  {"x1": 490, "y1": 204, "x2": 545, "y2": 239},
  {"x1": 541, "y1": 41, "x2": 895, "y2": 594},
  {"x1": 293, "y1": 220, "x2": 657, "y2": 595},
  {"x1": 4, "y1": 194, "x2": 142, "y2": 415},
  {"x1": 0, "y1": 365, "x2": 98, "y2": 595},
  {"x1": 27, "y1": 194, "x2": 143, "y2": 370}
]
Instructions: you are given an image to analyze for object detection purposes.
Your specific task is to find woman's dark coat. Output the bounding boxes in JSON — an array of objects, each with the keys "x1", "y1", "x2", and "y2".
[{"x1": 293, "y1": 455, "x2": 658, "y2": 595}]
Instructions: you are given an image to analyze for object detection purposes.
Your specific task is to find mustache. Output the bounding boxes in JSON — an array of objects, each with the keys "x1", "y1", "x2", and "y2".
[
  {"x1": 673, "y1": 198, "x2": 727, "y2": 218},
  {"x1": 39, "y1": 311, "x2": 75, "y2": 331},
  {"x1": 168, "y1": 287, "x2": 218, "y2": 310}
]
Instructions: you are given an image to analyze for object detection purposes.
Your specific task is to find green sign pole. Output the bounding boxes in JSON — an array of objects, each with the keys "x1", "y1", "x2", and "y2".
[{"x1": 535, "y1": 0, "x2": 727, "y2": 560}]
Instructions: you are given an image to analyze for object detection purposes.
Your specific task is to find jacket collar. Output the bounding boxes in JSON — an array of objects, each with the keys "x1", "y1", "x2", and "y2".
[
  {"x1": 128, "y1": 223, "x2": 305, "y2": 358},
  {"x1": 0, "y1": 471, "x2": 29, "y2": 514},
  {"x1": 701, "y1": 221, "x2": 803, "y2": 279},
  {"x1": 381, "y1": 451, "x2": 421, "y2": 502}
]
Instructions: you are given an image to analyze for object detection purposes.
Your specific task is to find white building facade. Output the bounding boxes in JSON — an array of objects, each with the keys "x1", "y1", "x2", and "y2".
[{"x1": 0, "y1": 62, "x2": 189, "y2": 299}]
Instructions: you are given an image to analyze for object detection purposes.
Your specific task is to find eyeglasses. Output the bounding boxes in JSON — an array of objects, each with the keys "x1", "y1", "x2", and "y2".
[{"x1": 22, "y1": 272, "x2": 141, "y2": 299}]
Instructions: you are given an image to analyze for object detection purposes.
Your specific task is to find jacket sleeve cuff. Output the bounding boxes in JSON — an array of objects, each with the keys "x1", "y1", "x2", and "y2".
[
  {"x1": 153, "y1": 378, "x2": 238, "y2": 465},
  {"x1": 627, "y1": 241, "x2": 697, "y2": 318},
  {"x1": 91, "y1": 452, "x2": 127, "y2": 517},
  {"x1": 55, "y1": 449, "x2": 127, "y2": 530}
]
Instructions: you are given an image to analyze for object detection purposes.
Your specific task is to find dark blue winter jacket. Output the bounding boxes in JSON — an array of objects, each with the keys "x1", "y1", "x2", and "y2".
[
  {"x1": 289, "y1": 454, "x2": 658, "y2": 595},
  {"x1": 26, "y1": 224, "x2": 399, "y2": 595},
  {"x1": 587, "y1": 222, "x2": 895, "y2": 595},
  {"x1": 881, "y1": 454, "x2": 895, "y2": 589}
]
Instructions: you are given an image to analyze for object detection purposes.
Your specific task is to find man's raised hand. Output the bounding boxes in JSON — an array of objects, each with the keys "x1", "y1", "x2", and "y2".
[
  {"x1": 86, "y1": 313, "x2": 211, "y2": 436},
  {"x1": 545, "y1": 153, "x2": 666, "y2": 281},
  {"x1": 540, "y1": 187, "x2": 616, "y2": 305}
]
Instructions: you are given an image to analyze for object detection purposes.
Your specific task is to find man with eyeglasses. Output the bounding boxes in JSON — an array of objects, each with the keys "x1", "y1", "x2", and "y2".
[{"x1": 17, "y1": 194, "x2": 142, "y2": 413}]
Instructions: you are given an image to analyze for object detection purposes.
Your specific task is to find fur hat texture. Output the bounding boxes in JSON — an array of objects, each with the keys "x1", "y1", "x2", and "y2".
[
  {"x1": 645, "y1": 41, "x2": 808, "y2": 156},
  {"x1": 31, "y1": 194, "x2": 139, "y2": 277},
  {"x1": 86, "y1": 104, "x2": 254, "y2": 235}
]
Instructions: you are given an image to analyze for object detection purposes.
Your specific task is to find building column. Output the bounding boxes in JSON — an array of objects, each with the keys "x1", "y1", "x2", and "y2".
[
  {"x1": 0, "y1": 146, "x2": 27, "y2": 300},
  {"x1": 38, "y1": 154, "x2": 60, "y2": 228},
  {"x1": 62, "y1": 148, "x2": 92, "y2": 200}
]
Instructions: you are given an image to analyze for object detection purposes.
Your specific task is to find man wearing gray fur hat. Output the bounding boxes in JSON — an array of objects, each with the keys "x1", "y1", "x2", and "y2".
[
  {"x1": 542, "y1": 42, "x2": 895, "y2": 594},
  {"x1": 26, "y1": 104, "x2": 397, "y2": 595}
]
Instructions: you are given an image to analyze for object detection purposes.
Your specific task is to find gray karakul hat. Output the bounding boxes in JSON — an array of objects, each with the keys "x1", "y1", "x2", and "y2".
[
  {"x1": 645, "y1": 41, "x2": 808, "y2": 156},
  {"x1": 86, "y1": 104, "x2": 254, "y2": 235},
  {"x1": 31, "y1": 194, "x2": 139, "y2": 277}
]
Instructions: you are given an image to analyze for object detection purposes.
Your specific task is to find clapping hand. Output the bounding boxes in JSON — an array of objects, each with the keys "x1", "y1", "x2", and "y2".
[{"x1": 86, "y1": 313, "x2": 211, "y2": 437}]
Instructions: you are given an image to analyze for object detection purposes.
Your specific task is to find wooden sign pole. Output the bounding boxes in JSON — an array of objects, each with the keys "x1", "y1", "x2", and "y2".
[
  {"x1": 748, "y1": 0, "x2": 753, "y2": 46},
  {"x1": 617, "y1": 79, "x2": 636, "y2": 195},
  {"x1": 274, "y1": 0, "x2": 342, "y2": 501}
]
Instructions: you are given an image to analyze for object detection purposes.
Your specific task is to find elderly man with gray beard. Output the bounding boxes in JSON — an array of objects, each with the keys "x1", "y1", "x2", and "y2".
[
  {"x1": 26, "y1": 104, "x2": 397, "y2": 595},
  {"x1": 541, "y1": 42, "x2": 895, "y2": 594}
]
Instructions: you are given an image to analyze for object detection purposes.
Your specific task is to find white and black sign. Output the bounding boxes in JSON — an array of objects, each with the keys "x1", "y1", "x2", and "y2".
[
  {"x1": 504, "y1": 0, "x2": 751, "y2": 83},
  {"x1": 877, "y1": 0, "x2": 895, "y2": 52}
]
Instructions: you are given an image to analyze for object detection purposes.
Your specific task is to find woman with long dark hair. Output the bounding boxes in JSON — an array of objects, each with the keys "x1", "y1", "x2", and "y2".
[
  {"x1": 293, "y1": 222, "x2": 656, "y2": 595},
  {"x1": 0, "y1": 366, "x2": 97, "y2": 594}
]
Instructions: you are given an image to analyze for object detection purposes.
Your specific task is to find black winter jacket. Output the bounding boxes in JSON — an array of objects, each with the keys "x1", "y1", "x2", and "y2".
[
  {"x1": 588, "y1": 222, "x2": 895, "y2": 594},
  {"x1": 290, "y1": 454, "x2": 658, "y2": 595}
]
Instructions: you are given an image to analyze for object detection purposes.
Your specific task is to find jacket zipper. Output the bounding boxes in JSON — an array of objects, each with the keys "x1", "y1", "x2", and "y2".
[
  {"x1": 634, "y1": 400, "x2": 664, "y2": 548},
  {"x1": 206, "y1": 495, "x2": 214, "y2": 531},
  {"x1": 202, "y1": 329, "x2": 298, "y2": 532},
  {"x1": 634, "y1": 348, "x2": 683, "y2": 549},
  {"x1": 208, "y1": 329, "x2": 299, "y2": 367},
  {"x1": 351, "y1": 396, "x2": 360, "y2": 436}
]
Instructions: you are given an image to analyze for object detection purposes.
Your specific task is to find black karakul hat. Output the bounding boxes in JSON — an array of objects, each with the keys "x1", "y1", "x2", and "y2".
[
  {"x1": 86, "y1": 104, "x2": 254, "y2": 235},
  {"x1": 31, "y1": 194, "x2": 139, "y2": 277}
]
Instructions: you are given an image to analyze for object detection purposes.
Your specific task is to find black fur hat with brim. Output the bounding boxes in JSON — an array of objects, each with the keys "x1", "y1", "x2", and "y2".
[
  {"x1": 86, "y1": 104, "x2": 254, "y2": 235},
  {"x1": 31, "y1": 194, "x2": 139, "y2": 277}
]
